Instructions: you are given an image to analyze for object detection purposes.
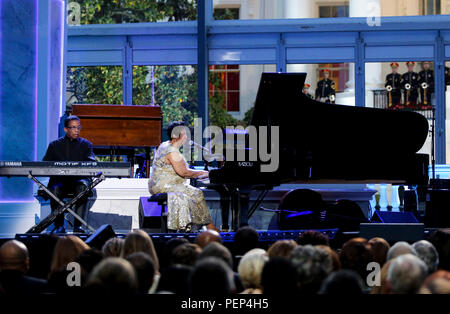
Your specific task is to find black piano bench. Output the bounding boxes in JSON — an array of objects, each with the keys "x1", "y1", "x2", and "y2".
[{"x1": 147, "y1": 193, "x2": 168, "y2": 233}]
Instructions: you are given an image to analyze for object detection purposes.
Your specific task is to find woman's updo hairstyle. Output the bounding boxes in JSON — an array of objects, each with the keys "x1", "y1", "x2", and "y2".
[{"x1": 167, "y1": 121, "x2": 187, "y2": 140}]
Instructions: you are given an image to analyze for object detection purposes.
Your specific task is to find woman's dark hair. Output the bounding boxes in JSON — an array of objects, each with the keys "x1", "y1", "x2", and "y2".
[
  {"x1": 189, "y1": 257, "x2": 231, "y2": 296},
  {"x1": 167, "y1": 121, "x2": 187, "y2": 140},
  {"x1": 319, "y1": 270, "x2": 365, "y2": 294},
  {"x1": 261, "y1": 258, "x2": 298, "y2": 295},
  {"x1": 64, "y1": 115, "x2": 81, "y2": 127}
]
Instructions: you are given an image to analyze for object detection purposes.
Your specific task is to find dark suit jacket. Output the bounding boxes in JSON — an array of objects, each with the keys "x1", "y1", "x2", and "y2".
[{"x1": 0, "y1": 270, "x2": 47, "y2": 294}]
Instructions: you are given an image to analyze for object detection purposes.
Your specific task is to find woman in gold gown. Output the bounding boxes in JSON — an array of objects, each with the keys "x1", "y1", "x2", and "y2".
[{"x1": 148, "y1": 122, "x2": 218, "y2": 232}]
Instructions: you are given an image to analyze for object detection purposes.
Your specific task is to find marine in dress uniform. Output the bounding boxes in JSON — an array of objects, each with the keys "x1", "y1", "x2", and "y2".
[
  {"x1": 315, "y1": 69, "x2": 336, "y2": 104},
  {"x1": 385, "y1": 62, "x2": 402, "y2": 108},
  {"x1": 418, "y1": 61, "x2": 434, "y2": 109},
  {"x1": 401, "y1": 61, "x2": 419, "y2": 108},
  {"x1": 445, "y1": 66, "x2": 450, "y2": 86},
  {"x1": 303, "y1": 83, "x2": 314, "y2": 99}
]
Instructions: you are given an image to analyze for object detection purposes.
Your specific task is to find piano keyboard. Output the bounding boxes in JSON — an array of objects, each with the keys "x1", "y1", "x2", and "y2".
[{"x1": 0, "y1": 161, "x2": 131, "y2": 177}]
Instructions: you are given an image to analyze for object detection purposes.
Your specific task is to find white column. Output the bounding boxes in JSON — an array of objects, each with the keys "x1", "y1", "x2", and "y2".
[
  {"x1": 283, "y1": 0, "x2": 313, "y2": 84},
  {"x1": 339, "y1": 0, "x2": 383, "y2": 107},
  {"x1": 283, "y1": 0, "x2": 312, "y2": 19},
  {"x1": 442, "y1": 0, "x2": 450, "y2": 14},
  {"x1": 391, "y1": 185, "x2": 400, "y2": 211},
  {"x1": 378, "y1": 184, "x2": 388, "y2": 211}
]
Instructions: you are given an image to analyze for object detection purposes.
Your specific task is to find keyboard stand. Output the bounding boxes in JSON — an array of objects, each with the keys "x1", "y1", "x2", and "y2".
[{"x1": 25, "y1": 172, "x2": 105, "y2": 234}]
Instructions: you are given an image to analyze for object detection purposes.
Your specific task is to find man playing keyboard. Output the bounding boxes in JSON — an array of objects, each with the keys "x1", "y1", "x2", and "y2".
[{"x1": 43, "y1": 115, "x2": 96, "y2": 233}]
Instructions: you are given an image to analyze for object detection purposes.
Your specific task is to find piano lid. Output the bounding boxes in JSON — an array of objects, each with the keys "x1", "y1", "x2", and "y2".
[{"x1": 249, "y1": 72, "x2": 429, "y2": 184}]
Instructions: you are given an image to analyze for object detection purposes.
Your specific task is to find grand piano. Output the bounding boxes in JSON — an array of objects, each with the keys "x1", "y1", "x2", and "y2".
[{"x1": 207, "y1": 72, "x2": 429, "y2": 229}]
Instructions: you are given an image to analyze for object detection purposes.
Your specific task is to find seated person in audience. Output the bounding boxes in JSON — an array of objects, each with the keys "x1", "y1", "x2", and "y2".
[
  {"x1": 232, "y1": 226, "x2": 259, "y2": 258},
  {"x1": 237, "y1": 249, "x2": 268, "y2": 294},
  {"x1": 261, "y1": 258, "x2": 298, "y2": 295},
  {"x1": 85, "y1": 257, "x2": 137, "y2": 295},
  {"x1": 267, "y1": 240, "x2": 298, "y2": 259},
  {"x1": 0, "y1": 240, "x2": 47, "y2": 294},
  {"x1": 368, "y1": 237, "x2": 390, "y2": 268},
  {"x1": 148, "y1": 121, "x2": 218, "y2": 233},
  {"x1": 156, "y1": 264, "x2": 192, "y2": 294},
  {"x1": 47, "y1": 235, "x2": 89, "y2": 293},
  {"x1": 26, "y1": 234, "x2": 59, "y2": 280},
  {"x1": 170, "y1": 243, "x2": 202, "y2": 267},
  {"x1": 316, "y1": 245, "x2": 341, "y2": 272},
  {"x1": 126, "y1": 252, "x2": 155, "y2": 294},
  {"x1": 428, "y1": 229, "x2": 450, "y2": 271},
  {"x1": 412, "y1": 240, "x2": 439, "y2": 275},
  {"x1": 386, "y1": 241, "x2": 417, "y2": 261},
  {"x1": 319, "y1": 270, "x2": 365, "y2": 294},
  {"x1": 161, "y1": 238, "x2": 189, "y2": 269},
  {"x1": 121, "y1": 230, "x2": 159, "y2": 274},
  {"x1": 198, "y1": 242, "x2": 243, "y2": 293},
  {"x1": 339, "y1": 238, "x2": 372, "y2": 285},
  {"x1": 385, "y1": 254, "x2": 427, "y2": 294},
  {"x1": 75, "y1": 249, "x2": 104, "y2": 288},
  {"x1": 419, "y1": 270, "x2": 450, "y2": 294},
  {"x1": 101, "y1": 237, "x2": 124, "y2": 258},
  {"x1": 195, "y1": 229, "x2": 222, "y2": 249},
  {"x1": 370, "y1": 259, "x2": 392, "y2": 294},
  {"x1": 290, "y1": 245, "x2": 333, "y2": 294},
  {"x1": 296, "y1": 230, "x2": 330, "y2": 247},
  {"x1": 189, "y1": 257, "x2": 233, "y2": 296}
]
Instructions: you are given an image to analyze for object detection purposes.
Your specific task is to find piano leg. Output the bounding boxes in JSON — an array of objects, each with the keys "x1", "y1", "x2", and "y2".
[
  {"x1": 238, "y1": 187, "x2": 252, "y2": 228},
  {"x1": 217, "y1": 187, "x2": 231, "y2": 231},
  {"x1": 230, "y1": 187, "x2": 240, "y2": 231},
  {"x1": 228, "y1": 186, "x2": 252, "y2": 231}
]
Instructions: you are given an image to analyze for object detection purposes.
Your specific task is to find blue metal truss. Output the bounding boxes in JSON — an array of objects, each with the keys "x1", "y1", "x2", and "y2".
[{"x1": 66, "y1": 1, "x2": 450, "y2": 163}]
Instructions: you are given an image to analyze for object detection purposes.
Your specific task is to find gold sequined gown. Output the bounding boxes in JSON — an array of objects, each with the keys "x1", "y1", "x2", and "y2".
[{"x1": 148, "y1": 141, "x2": 213, "y2": 231}]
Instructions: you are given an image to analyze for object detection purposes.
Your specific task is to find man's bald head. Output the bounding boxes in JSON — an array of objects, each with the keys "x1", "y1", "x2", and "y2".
[
  {"x1": 195, "y1": 230, "x2": 222, "y2": 249},
  {"x1": 0, "y1": 240, "x2": 30, "y2": 272}
]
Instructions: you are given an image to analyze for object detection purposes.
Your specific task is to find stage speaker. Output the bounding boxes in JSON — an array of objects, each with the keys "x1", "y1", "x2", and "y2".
[
  {"x1": 138, "y1": 196, "x2": 167, "y2": 232},
  {"x1": 325, "y1": 199, "x2": 368, "y2": 231},
  {"x1": 425, "y1": 190, "x2": 450, "y2": 228},
  {"x1": 85, "y1": 224, "x2": 116, "y2": 250},
  {"x1": 360, "y1": 223, "x2": 424, "y2": 242},
  {"x1": 278, "y1": 189, "x2": 325, "y2": 230},
  {"x1": 403, "y1": 190, "x2": 418, "y2": 216},
  {"x1": 371, "y1": 210, "x2": 419, "y2": 223}
]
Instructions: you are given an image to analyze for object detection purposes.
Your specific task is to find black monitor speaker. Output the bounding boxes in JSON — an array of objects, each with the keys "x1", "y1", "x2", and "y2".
[
  {"x1": 425, "y1": 190, "x2": 450, "y2": 228},
  {"x1": 85, "y1": 224, "x2": 116, "y2": 250},
  {"x1": 360, "y1": 223, "x2": 424, "y2": 242},
  {"x1": 371, "y1": 210, "x2": 419, "y2": 223}
]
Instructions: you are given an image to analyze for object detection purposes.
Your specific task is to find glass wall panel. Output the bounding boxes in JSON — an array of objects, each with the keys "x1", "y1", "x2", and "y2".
[
  {"x1": 66, "y1": 66, "x2": 123, "y2": 111},
  {"x1": 208, "y1": 64, "x2": 276, "y2": 128},
  {"x1": 366, "y1": 61, "x2": 434, "y2": 162},
  {"x1": 133, "y1": 65, "x2": 198, "y2": 130},
  {"x1": 212, "y1": 0, "x2": 445, "y2": 21},
  {"x1": 287, "y1": 63, "x2": 353, "y2": 105}
]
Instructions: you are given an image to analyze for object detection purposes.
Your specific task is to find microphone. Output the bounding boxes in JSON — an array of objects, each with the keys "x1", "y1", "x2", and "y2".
[{"x1": 189, "y1": 140, "x2": 210, "y2": 152}]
